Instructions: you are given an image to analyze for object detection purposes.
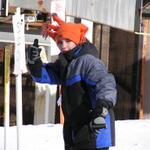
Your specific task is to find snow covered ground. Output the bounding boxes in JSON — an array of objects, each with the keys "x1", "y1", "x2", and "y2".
[{"x1": 0, "y1": 119, "x2": 150, "y2": 150}]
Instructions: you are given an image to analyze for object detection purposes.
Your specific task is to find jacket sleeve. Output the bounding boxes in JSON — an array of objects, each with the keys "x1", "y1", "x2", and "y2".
[
  {"x1": 29, "y1": 61, "x2": 61, "y2": 85},
  {"x1": 82, "y1": 55, "x2": 117, "y2": 109}
]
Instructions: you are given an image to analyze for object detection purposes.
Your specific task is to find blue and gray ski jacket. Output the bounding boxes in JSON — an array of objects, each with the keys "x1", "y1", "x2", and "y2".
[{"x1": 30, "y1": 41, "x2": 117, "y2": 149}]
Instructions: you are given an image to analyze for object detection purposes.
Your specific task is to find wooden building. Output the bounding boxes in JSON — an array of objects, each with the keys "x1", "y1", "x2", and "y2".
[{"x1": 66, "y1": 0, "x2": 150, "y2": 119}]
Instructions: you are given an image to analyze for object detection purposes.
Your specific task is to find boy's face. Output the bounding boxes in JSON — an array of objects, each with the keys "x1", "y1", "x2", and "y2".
[{"x1": 57, "y1": 39, "x2": 76, "y2": 53}]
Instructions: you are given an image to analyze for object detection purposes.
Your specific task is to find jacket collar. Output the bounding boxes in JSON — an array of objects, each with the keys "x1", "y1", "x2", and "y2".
[{"x1": 62, "y1": 41, "x2": 98, "y2": 62}]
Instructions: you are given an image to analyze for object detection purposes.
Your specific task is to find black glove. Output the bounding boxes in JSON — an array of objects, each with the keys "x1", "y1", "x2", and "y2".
[
  {"x1": 90, "y1": 107, "x2": 108, "y2": 134},
  {"x1": 27, "y1": 39, "x2": 41, "y2": 64},
  {"x1": 27, "y1": 39, "x2": 42, "y2": 77}
]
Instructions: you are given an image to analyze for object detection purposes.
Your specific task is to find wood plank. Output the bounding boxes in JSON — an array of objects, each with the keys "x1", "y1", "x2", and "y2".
[
  {"x1": 143, "y1": 20, "x2": 150, "y2": 119},
  {"x1": 0, "y1": 32, "x2": 50, "y2": 46},
  {"x1": 93, "y1": 23, "x2": 101, "y2": 57},
  {"x1": 101, "y1": 25, "x2": 110, "y2": 68}
]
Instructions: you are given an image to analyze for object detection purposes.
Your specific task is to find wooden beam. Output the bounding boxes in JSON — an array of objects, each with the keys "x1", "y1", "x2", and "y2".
[
  {"x1": 101, "y1": 25, "x2": 110, "y2": 68},
  {"x1": 93, "y1": 23, "x2": 110, "y2": 68},
  {"x1": 93, "y1": 23, "x2": 102, "y2": 58},
  {"x1": 139, "y1": 20, "x2": 148, "y2": 119},
  {"x1": 0, "y1": 31, "x2": 50, "y2": 46}
]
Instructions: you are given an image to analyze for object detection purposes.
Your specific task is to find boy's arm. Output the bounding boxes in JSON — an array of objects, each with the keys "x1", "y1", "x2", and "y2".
[
  {"x1": 27, "y1": 39, "x2": 61, "y2": 85},
  {"x1": 82, "y1": 55, "x2": 117, "y2": 132}
]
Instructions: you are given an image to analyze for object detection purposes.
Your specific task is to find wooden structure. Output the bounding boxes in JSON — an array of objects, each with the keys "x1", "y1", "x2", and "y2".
[
  {"x1": 0, "y1": 0, "x2": 65, "y2": 125},
  {"x1": 0, "y1": 0, "x2": 150, "y2": 124},
  {"x1": 142, "y1": 3, "x2": 150, "y2": 119},
  {"x1": 92, "y1": 1, "x2": 150, "y2": 119},
  {"x1": 92, "y1": 23, "x2": 140, "y2": 119},
  {"x1": 67, "y1": 0, "x2": 150, "y2": 119}
]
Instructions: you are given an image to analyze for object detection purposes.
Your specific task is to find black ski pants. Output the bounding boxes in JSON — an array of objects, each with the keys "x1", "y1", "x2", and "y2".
[
  {"x1": 82, "y1": 148, "x2": 109, "y2": 150},
  {"x1": 66, "y1": 148, "x2": 109, "y2": 150}
]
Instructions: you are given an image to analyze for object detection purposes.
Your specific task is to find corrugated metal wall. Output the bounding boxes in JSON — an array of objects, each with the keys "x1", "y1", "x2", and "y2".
[{"x1": 66, "y1": 0, "x2": 137, "y2": 31}]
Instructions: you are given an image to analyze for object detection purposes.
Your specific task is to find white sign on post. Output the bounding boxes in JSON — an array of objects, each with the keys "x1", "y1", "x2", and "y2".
[{"x1": 13, "y1": 8, "x2": 27, "y2": 74}]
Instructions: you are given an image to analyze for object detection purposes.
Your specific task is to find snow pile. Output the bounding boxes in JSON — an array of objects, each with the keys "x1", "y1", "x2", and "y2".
[
  {"x1": 0, "y1": 120, "x2": 150, "y2": 150},
  {"x1": 0, "y1": 124, "x2": 64, "y2": 150},
  {"x1": 110, "y1": 120, "x2": 150, "y2": 150}
]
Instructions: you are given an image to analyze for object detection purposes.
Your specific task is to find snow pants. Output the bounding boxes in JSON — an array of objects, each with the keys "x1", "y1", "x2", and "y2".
[
  {"x1": 65, "y1": 148, "x2": 109, "y2": 150},
  {"x1": 63, "y1": 109, "x2": 115, "y2": 150}
]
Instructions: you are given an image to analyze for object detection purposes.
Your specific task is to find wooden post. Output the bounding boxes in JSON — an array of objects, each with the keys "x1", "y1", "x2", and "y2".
[
  {"x1": 93, "y1": 24, "x2": 110, "y2": 68},
  {"x1": 101, "y1": 25, "x2": 110, "y2": 68},
  {"x1": 4, "y1": 45, "x2": 11, "y2": 150},
  {"x1": 93, "y1": 23, "x2": 102, "y2": 58},
  {"x1": 60, "y1": 105, "x2": 64, "y2": 124},
  {"x1": 58, "y1": 86, "x2": 64, "y2": 124},
  {"x1": 139, "y1": 20, "x2": 148, "y2": 119}
]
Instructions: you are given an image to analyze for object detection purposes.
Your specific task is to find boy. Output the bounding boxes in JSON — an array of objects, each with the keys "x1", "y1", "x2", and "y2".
[{"x1": 27, "y1": 13, "x2": 117, "y2": 150}]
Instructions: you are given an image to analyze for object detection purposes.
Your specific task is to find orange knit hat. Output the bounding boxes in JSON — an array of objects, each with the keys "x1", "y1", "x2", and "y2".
[{"x1": 42, "y1": 13, "x2": 88, "y2": 44}]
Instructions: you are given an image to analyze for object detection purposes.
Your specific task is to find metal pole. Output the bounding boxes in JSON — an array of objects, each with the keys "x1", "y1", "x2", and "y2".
[
  {"x1": 13, "y1": 7, "x2": 26, "y2": 150},
  {"x1": 16, "y1": 74, "x2": 23, "y2": 150}
]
